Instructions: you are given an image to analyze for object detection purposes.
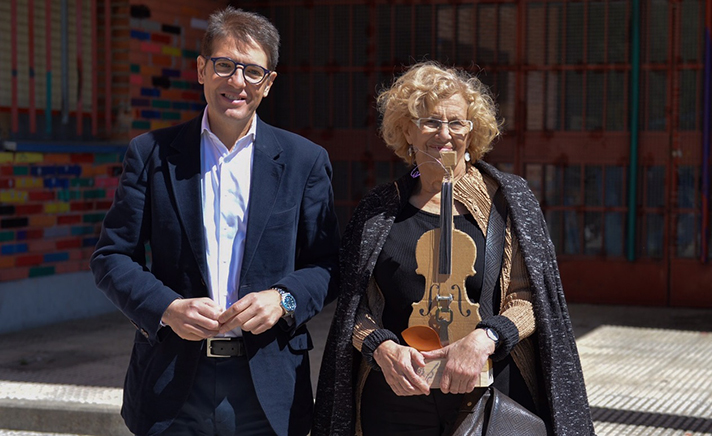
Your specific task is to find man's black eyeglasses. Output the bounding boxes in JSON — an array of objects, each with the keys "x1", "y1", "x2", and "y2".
[{"x1": 207, "y1": 57, "x2": 271, "y2": 85}]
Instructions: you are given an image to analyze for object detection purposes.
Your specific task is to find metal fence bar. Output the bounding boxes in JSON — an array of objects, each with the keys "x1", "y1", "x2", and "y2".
[
  {"x1": 45, "y1": 0, "x2": 52, "y2": 135},
  {"x1": 76, "y1": 0, "x2": 83, "y2": 136},
  {"x1": 91, "y1": 0, "x2": 98, "y2": 136},
  {"x1": 29, "y1": 0, "x2": 36, "y2": 134},
  {"x1": 11, "y1": 0, "x2": 19, "y2": 133},
  {"x1": 104, "y1": 0, "x2": 112, "y2": 136},
  {"x1": 702, "y1": 1, "x2": 711, "y2": 263},
  {"x1": 61, "y1": 0, "x2": 69, "y2": 126},
  {"x1": 627, "y1": 0, "x2": 641, "y2": 261}
]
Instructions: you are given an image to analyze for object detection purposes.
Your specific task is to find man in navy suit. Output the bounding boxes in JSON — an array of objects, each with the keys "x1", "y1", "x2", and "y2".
[{"x1": 90, "y1": 7, "x2": 339, "y2": 436}]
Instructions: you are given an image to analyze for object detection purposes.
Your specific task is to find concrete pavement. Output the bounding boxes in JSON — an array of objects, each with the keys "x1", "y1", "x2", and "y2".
[{"x1": 0, "y1": 302, "x2": 711, "y2": 435}]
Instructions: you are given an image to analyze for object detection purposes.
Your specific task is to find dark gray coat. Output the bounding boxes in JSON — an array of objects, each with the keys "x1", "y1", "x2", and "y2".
[{"x1": 313, "y1": 161, "x2": 595, "y2": 436}]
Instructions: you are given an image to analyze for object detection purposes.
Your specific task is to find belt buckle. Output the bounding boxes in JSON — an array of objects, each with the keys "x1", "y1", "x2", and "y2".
[{"x1": 206, "y1": 337, "x2": 231, "y2": 358}]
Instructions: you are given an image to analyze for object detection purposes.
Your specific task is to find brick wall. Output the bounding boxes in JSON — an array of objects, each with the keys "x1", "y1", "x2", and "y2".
[
  {"x1": 0, "y1": 1, "x2": 231, "y2": 283},
  {"x1": 0, "y1": 148, "x2": 124, "y2": 282},
  {"x1": 124, "y1": 0, "x2": 226, "y2": 139}
]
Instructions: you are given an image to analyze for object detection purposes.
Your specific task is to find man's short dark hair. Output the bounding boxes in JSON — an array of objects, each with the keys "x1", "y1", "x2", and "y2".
[{"x1": 201, "y1": 6, "x2": 280, "y2": 71}]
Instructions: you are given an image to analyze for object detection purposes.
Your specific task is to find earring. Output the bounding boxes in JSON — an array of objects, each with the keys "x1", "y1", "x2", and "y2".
[
  {"x1": 408, "y1": 146, "x2": 420, "y2": 178},
  {"x1": 464, "y1": 151, "x2": 471, "y2": 162}
]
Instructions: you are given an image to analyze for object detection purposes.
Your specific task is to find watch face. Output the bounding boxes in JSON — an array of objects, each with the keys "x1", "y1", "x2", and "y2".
[
  {"x1": 486, "y1": 328, "x2": 499, "y2": 343},
  {"x1": 281, "y1": 293, "x2": 296, "y2": 312}
]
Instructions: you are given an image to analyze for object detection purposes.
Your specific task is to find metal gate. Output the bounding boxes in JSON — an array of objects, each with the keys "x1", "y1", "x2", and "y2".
[
  {"x1": 244, "y1": 0, "x2": 712, "y2": 307},
  {"x1": 506, "y1": 0, "x2": 712, "y2": 307}
]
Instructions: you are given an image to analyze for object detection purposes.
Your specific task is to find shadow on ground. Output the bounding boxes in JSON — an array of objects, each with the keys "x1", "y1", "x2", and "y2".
[
  {"x1": 1, "y1": 302, "x2": 711, "y2": 391},
  {"x1": 568, "y1": 303, "x2": 712, "y2": 338}
]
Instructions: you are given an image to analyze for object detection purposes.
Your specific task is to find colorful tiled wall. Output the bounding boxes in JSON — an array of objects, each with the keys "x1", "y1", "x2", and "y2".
[
  {"x1": 125, "y1": 1, "x2": 226, "y2": 139},
  {"x1": 0, "y1": 149, "x2": 124, "y2": 282},
  {"x1": 0, "y1": 1, "x2": 226, "y2": 283}
]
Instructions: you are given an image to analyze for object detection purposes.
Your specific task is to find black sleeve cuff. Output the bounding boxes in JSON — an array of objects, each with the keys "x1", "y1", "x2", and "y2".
[
  {"x1": 361, "y1": 329, "x2": 400, "y2": 370},
  {"x1": 477, "y1": 315, "x2": 519, "y2": 362}
]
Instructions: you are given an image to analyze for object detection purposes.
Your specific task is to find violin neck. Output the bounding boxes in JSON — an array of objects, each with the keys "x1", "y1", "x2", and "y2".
[
  {"x1": 438, "y1": 151, "x2": 457, "y2": 276},
  {"x1": 439, "y1": 181, "x2": 453, "y2": 275}
]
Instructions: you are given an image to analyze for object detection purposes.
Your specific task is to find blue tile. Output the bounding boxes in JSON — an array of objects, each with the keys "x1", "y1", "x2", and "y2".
[
  {"x1": 44, "y1": 252, "x2": 70, "y2": 262},
  {"x1": 1, "y1": 243, "x2": 28, "y2": 255},
  {"x1": 130, "y1": 30, "x2": 151, "y2": 40},
  {"x1": 140, "y1": 88, "x2": 161, "y2": 97}
]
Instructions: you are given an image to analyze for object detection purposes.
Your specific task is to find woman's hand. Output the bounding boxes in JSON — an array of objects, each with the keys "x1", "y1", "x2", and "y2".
[
  {"x1": 373, "y1": 340, "x2": 430, "y2": 396},
  {"x1": 421, "y1": 328, "x2": 495, "y2": 394}
]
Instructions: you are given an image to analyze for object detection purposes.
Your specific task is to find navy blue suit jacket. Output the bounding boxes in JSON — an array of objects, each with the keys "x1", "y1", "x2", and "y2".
[{"x1": 90, "y1": 114, "x2": 340, "y2": 436}]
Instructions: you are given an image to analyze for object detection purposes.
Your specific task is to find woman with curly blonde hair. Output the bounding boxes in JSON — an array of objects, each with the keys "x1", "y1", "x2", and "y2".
[
  {"x1": 314, "y1": 62, "x2": 594, "y2": 436},
  {"x1": 378, "y1": 61, "x2": 500, "y2": 166}
]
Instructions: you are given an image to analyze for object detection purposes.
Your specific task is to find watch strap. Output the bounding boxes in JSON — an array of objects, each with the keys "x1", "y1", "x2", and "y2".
[{"x1": 273, "y1": 287, "x2": 295, "y2": 317}]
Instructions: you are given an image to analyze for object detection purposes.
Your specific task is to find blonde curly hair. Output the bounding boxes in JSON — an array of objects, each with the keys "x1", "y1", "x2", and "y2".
[{"x1": 377, "y1": 62, "x2": 501, "y2": 166}]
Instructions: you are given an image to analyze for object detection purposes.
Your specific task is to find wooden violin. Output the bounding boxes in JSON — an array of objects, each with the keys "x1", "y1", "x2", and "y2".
[{"x1": 403, "y1": 150, "x2": 493, "y2": 388}]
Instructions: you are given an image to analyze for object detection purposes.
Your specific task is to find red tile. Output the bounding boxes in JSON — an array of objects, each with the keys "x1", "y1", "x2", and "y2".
[
  {"x1": 0, "y1": 267, "x2": 28, "y2": 281},
  {"x1": 57, "y1": 215, "x2": 82, "y2": 225},
  {"x1": 57, "y1": 239, "x2": 82, "y2": 250},
  {"x1": 28, "y1": 191, "x2": 55, "y2": 202},
  {"x1": 70, "y1": 154, "x2": 95, "y2": 163},
  {"x1": 15, "y1": 204, "x2": 44, "y2": 215},
  {"x1": 151, "y1": 34, "x2": 171, "y2": 45},
  {"x1": 16, "y1": 254, "x2": 43, "y2": 267}
]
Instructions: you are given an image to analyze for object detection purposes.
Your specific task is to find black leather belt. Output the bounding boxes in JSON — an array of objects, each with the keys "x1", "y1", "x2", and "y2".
[{"x1": 206, "y1": 337, "x2": 246, "y2": 358}]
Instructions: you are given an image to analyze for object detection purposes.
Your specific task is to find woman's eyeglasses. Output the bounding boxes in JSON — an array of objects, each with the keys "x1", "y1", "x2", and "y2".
[{"x1": 412, "y1": 118, "x2": 473, "y2": 135}]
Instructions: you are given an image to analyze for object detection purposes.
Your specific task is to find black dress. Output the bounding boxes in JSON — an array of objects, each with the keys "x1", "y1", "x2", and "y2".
[{"x1": 360, "y1": 203, "x2": 535, "y2": 436}]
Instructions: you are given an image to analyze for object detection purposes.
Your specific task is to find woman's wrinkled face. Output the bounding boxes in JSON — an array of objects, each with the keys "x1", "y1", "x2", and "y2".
[{"x1": 404, "y1": 93, "x2": 471, "y2": 177}]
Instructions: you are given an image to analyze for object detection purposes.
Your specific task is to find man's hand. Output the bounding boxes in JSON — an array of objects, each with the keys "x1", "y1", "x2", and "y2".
[
  {"x1": 421, "y1": 328, "x2": 494, "y2": 394},
  {"x1": 373, "y1": 340, "x2": 430, "y2": 396},
  {"x1": 218, "y1": 289, "x2": 283, "y2": 335},
  {"x1": 161, "y1": 298, "x2": 222, "y2": 341}
]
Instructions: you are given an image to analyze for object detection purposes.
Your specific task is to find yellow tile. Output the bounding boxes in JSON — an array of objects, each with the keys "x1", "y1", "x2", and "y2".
[
  {"x1": 0, "y1": 190, "x2": 28, "y2": 203},
  {"x1": 152, "y1": 121, "x2": 172, "y2": 130},
  {"x1": 14, "y1": 152, "x2": 44, "y2": 163},
  {"x1": 16, "y1": 177, "x2": 43, "y2": 189},
  {"x1": 44, "y1": 202, "x2": 71, "y2": 214},
  {"x1": 162, "y1": 46, "x2": 183, "y2": 57},
  {"x1": 0, "y1": 153, "x2": 14, "y2": 164}
]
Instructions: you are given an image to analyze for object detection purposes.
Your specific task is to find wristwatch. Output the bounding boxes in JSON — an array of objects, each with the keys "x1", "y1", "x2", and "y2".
[
  {"x1": 275, "y1": 288, "x2": 296, "y2": 317},
  {"x1": 484, "y1": 328, "x2": 500, "y2": 346}
]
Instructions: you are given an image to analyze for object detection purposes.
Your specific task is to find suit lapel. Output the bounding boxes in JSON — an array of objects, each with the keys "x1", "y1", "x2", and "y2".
[
  {"x1": 166, "y1": 116, "x2": 209, "y2": 284},
  {"x1": 240, "y1": 119, "x2": 285, "y2": 284}
]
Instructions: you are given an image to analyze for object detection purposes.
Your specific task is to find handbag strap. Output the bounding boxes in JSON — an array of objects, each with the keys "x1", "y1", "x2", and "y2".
[{"x1": 479, "y1": 188, "x2": 508, "y2": 319}]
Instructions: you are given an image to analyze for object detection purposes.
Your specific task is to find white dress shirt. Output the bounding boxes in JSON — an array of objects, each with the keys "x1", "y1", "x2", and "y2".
[{"x1": 200, "y1": 109, "x2": 255, "y2": 337}]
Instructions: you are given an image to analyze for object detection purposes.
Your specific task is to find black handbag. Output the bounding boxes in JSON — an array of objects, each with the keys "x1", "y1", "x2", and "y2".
[
  {"x1": 449, "y1": 189, "x2": 547, "y2": 436},
  {"x1": 450, "y1": 386, "x2": 547, "y2": 436}
]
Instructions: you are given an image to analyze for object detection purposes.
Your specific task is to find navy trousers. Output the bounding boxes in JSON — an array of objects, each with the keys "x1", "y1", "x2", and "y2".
[{"x1": 160, "y1": 352, "x2": 276, "y2": 436}]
